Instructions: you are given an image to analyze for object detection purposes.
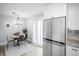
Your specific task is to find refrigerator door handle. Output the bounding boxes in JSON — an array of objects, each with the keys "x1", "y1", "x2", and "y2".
[{"x1": 52, "y1": 42, "x2": 64, "y2": 47}]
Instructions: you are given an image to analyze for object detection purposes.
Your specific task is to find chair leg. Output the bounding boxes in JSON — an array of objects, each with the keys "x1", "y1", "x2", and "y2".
[
  {"x1": 0, "y1": 47, "x2": 2, "y2": 56},
  {"x1": 13, "y1": 39, "x2": 17, "y2": 46},
  {"x1": 3, "y1": 46, "x2": 6, "y2": 56},
  {"x1": 7, "y1": 43, "x2": 8, "y2": 50},
  {"x1": 17, "y1": 40, "x2": 20, "y2": 47}
]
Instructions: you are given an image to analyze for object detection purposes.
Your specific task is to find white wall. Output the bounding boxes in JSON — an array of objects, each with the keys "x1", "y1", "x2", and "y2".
[
  {"x1": 0, "y1": 15, "x2": 26, "y2": 42},
  {"x1": 25, "y1": 16, "x2": 43, "y2": 43},
  {"x1": 67, "y1": 3, "x2": 79, "y2": 30},
  {"x1": 44, "y1": 3, "x2": 67, "y2": 19},
  {"x1": 25, "y1": 18, "x2": 34, "y2": 42},
  {"x1": 0, "y1": 14, "x2": 43, "y2": 43}
]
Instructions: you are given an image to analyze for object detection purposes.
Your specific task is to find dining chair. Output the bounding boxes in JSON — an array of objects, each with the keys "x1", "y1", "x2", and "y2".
[
  {"x1": 17, "y1": 35, "x2": 24, "y2": 47},
  {"x1": 7, "y1": 35, "x2": 14, "y2": 50}
]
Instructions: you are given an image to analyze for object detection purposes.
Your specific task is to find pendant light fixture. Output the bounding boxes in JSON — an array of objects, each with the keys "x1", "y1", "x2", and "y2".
[{"x1": 12, "y1": 11, "x2": 23, "y2": 25}]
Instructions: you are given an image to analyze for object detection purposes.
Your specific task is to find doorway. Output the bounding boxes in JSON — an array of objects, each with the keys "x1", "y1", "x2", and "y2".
[{"x1": 33, "y1": 19, "x2": 43, "y2": 47}]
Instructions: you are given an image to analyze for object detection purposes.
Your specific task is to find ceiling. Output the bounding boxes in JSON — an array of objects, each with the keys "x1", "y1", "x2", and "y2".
[{"x1": 0, "y1": 3, "x2": 51, "y2": 18}]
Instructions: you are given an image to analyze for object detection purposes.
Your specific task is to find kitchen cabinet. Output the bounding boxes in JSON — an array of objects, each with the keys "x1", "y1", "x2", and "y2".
[
  {"x1": 67, "y1": 4, "x2": 79, "y2": 30},
  {"x1": 44, "y1": 3, "x2": 67, "y2": 19},
  {"x1": 66, "y1": 45, "x2": 79, "y2": 56}
]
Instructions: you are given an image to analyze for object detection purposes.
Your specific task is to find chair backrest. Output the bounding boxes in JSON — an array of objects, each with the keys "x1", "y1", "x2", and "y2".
[
  {"x1": 7, "y1": 34, "x2": 13, "y2": 42},
  {"x1": 19, "y1": 35, "x2": 24, "y2": 41}
]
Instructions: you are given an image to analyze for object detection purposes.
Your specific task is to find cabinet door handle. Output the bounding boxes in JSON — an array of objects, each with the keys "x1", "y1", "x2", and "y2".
[{"x1": 72, "y1": 48, "x2": 78, "y2": 51}]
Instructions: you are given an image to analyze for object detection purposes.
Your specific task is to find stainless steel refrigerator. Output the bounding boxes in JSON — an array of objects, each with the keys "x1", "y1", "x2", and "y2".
[
  {"x1": 43, "y1": 18, "x2": 52, "y2": 56},
  {"x1": 43, "y1": 16, "x2": 66, "y2": 56}
]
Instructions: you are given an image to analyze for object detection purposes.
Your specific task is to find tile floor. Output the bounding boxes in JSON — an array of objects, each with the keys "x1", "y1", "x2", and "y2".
[
  {"x1": 21, "y1": 46, "x2": 42, "y2": 56},
  {"x1": 6, "y1": 41, "x2": 42, "y2": 56}
]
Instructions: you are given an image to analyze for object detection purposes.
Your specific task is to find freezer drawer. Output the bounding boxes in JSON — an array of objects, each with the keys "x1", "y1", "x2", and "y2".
[
  {"x1": 52, "y1": 42, "x2": 65, "y2": 56},
  {"x1": 43, "y1": 39, "x2": 52, "y2": 56}
]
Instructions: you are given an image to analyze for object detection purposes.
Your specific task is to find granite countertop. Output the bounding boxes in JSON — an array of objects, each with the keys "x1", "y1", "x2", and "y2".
[
  {"x1": 67, "y1": 35, "x2": 79, "y2": 48},
  {"x1": 67, "y1": 41, "x2": 79, "y2": 48},
  {"x1": 67, "y1": 30, "x2": 79, "y2": 48}
]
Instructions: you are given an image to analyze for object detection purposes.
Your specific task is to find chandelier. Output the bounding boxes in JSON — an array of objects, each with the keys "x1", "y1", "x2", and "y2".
[{"x1": 12, "y1": 11, "x2": 23, "y2": 25}]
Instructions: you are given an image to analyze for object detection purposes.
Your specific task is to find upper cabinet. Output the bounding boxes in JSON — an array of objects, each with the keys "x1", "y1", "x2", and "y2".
[
  {"x1": 44, "y1": 3, "x2": 67, "y2": 19},
  {"x1": 67, "y1": 4, "x2": 79, "y2": 30}
]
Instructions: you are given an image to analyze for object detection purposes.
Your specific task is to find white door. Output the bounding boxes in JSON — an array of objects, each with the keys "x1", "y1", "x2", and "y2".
[{"x1": 33, "y1": 20, "x2": 43, "y2": 46}]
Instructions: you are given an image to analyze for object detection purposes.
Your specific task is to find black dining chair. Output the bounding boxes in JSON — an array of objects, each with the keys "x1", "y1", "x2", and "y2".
[{"x1": 17, "y1": 35, "x2": 24, "y2": 47}]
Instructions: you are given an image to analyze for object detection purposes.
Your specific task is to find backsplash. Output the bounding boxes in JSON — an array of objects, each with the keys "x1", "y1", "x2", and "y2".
[
  {"x1": 68, "y1": 30, "x2": 79, "y2": 36},
  {"x1": 67, "y1": 30, "x2": 79, "y2": 42}
]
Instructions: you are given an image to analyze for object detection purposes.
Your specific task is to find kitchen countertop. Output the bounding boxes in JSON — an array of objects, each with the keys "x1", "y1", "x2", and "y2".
[
  {"x1": 67, "y1": 30, "x2": 79, "y2": 48},
  {"x1": 67, "y1": 40, "x2": 79, "y2": 48},
  {"x1": 67, "y1": 33, "x2": 79, "y2": 48}
]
